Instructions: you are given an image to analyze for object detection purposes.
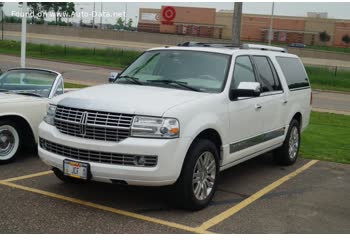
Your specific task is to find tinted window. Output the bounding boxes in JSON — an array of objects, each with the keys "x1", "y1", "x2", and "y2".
[
  {"x1": 119, "y1": 50, "x2": 231, "y2": 93},
  {"x1": 276, "y1": 57, "x2": 310, "y2": 89},
  {"x1": 231, "y1": 56, "x2": 256, "y2": 89},
  {"x1": 253, "y1": 56, "x2": 281, "y2": 92}
]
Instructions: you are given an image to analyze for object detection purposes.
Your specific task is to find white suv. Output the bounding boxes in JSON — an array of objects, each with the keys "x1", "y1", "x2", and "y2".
[{"x1": 38, "y1": 44, "x2": 312, "y2": 210}]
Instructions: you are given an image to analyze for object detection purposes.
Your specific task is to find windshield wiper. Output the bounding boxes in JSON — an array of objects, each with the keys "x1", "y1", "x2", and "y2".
[
  {"x1": 14, "y1": 92, "x2": 43, "y2": 98},
  {"x1": 147, "y1": 80, "x2": 202, "y2": 92},
  {"x1": 0, "y1": 89, "x2": 9, "y2": 92},
  {"x1": 117, "y1": 75, "x2": 144, "y2": 85}
]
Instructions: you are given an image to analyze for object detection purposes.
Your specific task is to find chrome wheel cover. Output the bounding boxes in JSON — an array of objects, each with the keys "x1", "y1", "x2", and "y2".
[
  {"x1": 0, "y1": 125, "x2": 19, "y2": 160},
  {"x1": 192, "y1": 151, "x2": 216, "y2": 201},
  {"x1": 288, "y1": 126, "x2": 299, "y2": 160}
]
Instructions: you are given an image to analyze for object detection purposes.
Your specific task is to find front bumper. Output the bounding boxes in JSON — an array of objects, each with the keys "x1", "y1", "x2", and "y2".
[{"x1": 38, "y1": 121, "x2": 192, "y2": 186}]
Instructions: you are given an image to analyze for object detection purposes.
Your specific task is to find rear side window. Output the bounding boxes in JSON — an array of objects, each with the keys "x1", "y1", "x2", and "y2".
[
  {"x1": 253, "y1": 56, "x2": 282, "y2": 92},
  {"x1": 276, "y1": 57, "x2": 310, "y2": 89}
]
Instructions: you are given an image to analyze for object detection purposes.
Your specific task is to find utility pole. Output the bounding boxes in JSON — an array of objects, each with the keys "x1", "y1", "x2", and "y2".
[
  {"x1": 124, "y1": 2, "x2": 127, "y2": 27},
  {"x1": 232, "y1": 2, "x2": 243, "y2": 47},
  {"x1": 100, "y1": 2, "x2": 103, "y2": 29},
  {"x1": 20, "y1": 2, "x2": 27, "y2": 68},
  {"x1": 0, "y1": 2, "x2": 4, "y2": 41},
  {"x1": 92, "y1": 1, "x2": 95, "y2": 28},
  {"x1": 268, "y1": 2, "x2": 275, "y2": 45}
]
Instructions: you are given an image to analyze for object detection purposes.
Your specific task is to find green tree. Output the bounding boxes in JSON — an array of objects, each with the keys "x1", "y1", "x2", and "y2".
[
  {"x1": 342, "y1": 34, "x2": 350, "y2": 45},
  {"x1": 116, "y1": 17, "x2": 124, "y2": 29},
  {"x1": 319, "y1": 31, "x2": 331, "y2": 43},
  {"x1": 42, "y1": 2, "x2": 75, "y2": 25},
  {"x1": 127, "y1": 18, "x2": 133, "y2": 28},
  {"x1": 28, "y1": 2, "x2": 45, "y2": 24}
]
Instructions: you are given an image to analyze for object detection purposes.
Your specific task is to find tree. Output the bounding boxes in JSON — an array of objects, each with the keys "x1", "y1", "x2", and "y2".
[
  {"x1": 342, "y1": 34, "x2": 350, "y2": 45},
  {"x1": 28, "y1": 2, "x2": 45, "y2": 24},
  {"x1": 319, "y1": 31, "x2": 331, "y2": 43},
  {"x1": 42, "y1": 2, "x2": 75, "y2": 25},
  {"x1": 127, "y1": 18, "x2": 133, "y2": 28},
  {"x1": 116, "y1": 17, "x2": 124, "y2": 29}
]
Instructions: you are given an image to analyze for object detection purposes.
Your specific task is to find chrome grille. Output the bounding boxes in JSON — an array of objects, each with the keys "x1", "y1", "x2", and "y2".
[
  {"x1": 54, "y1": 105, "x2": 134, "y2": 142},
  {"x1": 40, "y1": 138, "x2": 158, "y2": 167}
]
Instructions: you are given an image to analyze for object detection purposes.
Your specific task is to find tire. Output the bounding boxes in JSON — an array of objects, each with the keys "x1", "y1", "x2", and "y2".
[
  {"x1": 275, "y1": 119, "x2": 301, "y2": 165},
  {"x1": 173, "y1": 139, "x2": 220, "y2": 211},
  {"x1": 0, "y1": 120, "x2": 22, "y2": 163},
  {"x1": 53, "y1": 168, "x2": 87, "y2": 184}
]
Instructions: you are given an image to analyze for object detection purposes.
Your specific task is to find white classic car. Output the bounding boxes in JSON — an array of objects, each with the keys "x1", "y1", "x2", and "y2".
[{"x1": 0, "y1": 68, "x2": 64, "y2": 162}]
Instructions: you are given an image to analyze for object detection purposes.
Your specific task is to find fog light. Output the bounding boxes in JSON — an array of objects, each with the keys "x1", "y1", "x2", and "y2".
[{"x1": 134, "y1": 156, "x2": 146, "y2": 166}]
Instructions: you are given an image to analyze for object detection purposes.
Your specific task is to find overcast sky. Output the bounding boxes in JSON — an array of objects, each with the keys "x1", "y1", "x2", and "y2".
[{"x1": 3, "y1": 2, "x2": 350, "y2": 25}]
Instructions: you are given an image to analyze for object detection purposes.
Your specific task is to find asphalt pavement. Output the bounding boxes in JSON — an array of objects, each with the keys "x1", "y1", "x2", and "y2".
[{"x1": 0, "y1": 151, "x2": 349, "y2": 233}]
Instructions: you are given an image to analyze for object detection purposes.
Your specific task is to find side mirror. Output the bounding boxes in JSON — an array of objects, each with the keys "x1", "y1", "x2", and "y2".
[
  {"x1": 229, "y1": 82, "x2": 261, "y2": 100},
  {"x1": 109, "y1": 72, "x2": 119, "y2": 83}
]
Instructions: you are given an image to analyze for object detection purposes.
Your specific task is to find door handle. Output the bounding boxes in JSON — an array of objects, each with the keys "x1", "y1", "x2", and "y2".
[
  {"x1": 282, "y1": 100, "x2": 288, "y2": 105},
  {"x1": 255, "y1": 104, "x2": 262, "y2": 110}
]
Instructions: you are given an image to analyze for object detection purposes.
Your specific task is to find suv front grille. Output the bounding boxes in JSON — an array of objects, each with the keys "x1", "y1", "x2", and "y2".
[
  {"x1": 40, "y1": 138, "x2": 158, "y2": 167},
  {"x1": 54, "y1": 105, "x2": 134, "y2": 142}
]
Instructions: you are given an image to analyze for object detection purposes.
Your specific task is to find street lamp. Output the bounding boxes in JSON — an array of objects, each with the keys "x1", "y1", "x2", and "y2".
[{"x1": 0, "y1": 2, "x2": 4, "y2": 41}]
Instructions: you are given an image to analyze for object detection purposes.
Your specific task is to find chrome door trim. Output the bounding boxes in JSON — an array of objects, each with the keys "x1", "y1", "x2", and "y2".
[{"x1": 229, "y1": 127, "x2": 285, "y2": 153}]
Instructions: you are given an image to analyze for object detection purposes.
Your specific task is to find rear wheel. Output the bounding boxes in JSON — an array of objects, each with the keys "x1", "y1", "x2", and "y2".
[
  {"x1": 173, "y1": 139, "x2": 219, "y2": 210},
  {"x1": 275, "y1": 119, "x2": 301, "y2": 165},
  {"x1": 0, "y1": 121, "x2": 21, "y2": 163}
]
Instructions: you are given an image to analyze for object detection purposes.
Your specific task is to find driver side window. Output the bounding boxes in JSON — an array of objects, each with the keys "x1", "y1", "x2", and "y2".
[{"x1": 231, "y1": 56, "x2": 256, "y2": 89}]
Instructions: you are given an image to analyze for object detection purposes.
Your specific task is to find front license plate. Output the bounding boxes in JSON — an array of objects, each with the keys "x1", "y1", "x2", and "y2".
[{"x1": 63, "y1": 160, "x2": 89, "y2": 180}]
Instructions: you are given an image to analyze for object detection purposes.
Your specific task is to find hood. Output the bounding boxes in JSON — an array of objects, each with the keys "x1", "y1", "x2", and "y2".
[
  {"x1": 52, "y1": 84, "x2": 208, "y2": 116},
  {"x1": 0, "y1": 93, "x2": 42, "y2": 104}
]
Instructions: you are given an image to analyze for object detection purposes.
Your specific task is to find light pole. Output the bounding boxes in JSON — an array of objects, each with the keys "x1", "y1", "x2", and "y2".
[
  {"x1": 124, "y1": 2, "x2": 127, "y2": 28},
  {"x1": 232, "y1": 2, "x2": 243, "y2": 47},
  {"x1": 268, "y1": 2, "x2": 275, "y2": 45},
  {"x1": 92, "y1": 1, "x2": 95, "y2": 28},
  {"x1": 0, "y1": 2, "x2": 4, "y2": 41},
  {"x1": 19, "y1": 2, "x2": 27, "y2": 68},
  {"x1": 80, "y1": 7, "x2": 83, "y2": 26},
  {"x1": 100, "y1": 2, "x2": 103, "y2": 29}
]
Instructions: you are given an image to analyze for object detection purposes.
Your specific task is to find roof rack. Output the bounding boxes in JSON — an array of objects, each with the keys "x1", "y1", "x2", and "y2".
[
  {"x1": 176, "y1": 42, "x2": 288, "y2": 53},
  {"x1": 240, "y1": 43, "x2": 288, "y2": 53},
  {"x1": 177, "y1": 41, "x2": 235, "y2": 48}
]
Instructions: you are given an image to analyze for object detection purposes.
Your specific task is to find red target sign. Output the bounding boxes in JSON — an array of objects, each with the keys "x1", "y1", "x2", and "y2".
[{"x1": 162, "y1": 6, "x2": 176, "y2": 25}]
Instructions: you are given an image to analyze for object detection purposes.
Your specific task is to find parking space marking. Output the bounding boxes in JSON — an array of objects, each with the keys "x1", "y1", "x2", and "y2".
[
  {"x1": 195, "y1": 160, "x2": 319, "y2": 231},
  {"x1": 0, "y1": 170, "x2": 53, "y2": 182},
  {"x1": 0, "y1": 181, "x2": 212, "y2": 234}
]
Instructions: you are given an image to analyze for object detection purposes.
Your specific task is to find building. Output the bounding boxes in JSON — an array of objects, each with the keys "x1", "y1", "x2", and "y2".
[{"x1": 137, "y1": 6, "x2": 350, "y2": 47}]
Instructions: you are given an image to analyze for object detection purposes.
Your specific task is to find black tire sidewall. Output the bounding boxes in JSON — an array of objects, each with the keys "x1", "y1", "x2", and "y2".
[
  {"x1": 176, "y1": 138, "x2": 220, "y2": 210},
  {"x1": 278, "y1": 119, "x2": 301, "y2": 165}
]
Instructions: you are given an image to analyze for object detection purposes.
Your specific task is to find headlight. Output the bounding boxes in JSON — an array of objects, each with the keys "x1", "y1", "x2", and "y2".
[
  {"x1": 43, "y1": 104, "x2": 57, "y2": 125},
  {"x1": 131, "y1": 116, "x2": 179, "y2": 138}
]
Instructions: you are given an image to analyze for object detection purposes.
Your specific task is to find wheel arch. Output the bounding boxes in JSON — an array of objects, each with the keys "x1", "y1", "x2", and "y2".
[{"x1": 0, "y1": 114, "x2": 36, "y2": 146}]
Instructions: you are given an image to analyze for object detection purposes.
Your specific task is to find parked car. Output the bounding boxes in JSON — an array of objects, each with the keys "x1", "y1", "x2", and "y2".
[
  {"x1": 288, "y1": 43, "x2": 307, "y2": 48},
  {"x1": 0, "y1": 68, "x2": 64, "y2": 162},
  {"x1": 38, "y1": 44, "x2": 312, "y2": 210}
]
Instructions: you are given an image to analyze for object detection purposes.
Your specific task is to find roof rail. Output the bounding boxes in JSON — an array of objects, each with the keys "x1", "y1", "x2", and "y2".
[
  {"x1": 177, "y1": 41, "x2": 235, "y2": 48},
  {"x1": 241, "y1": 43, "x2": 288, "y2": 53}
]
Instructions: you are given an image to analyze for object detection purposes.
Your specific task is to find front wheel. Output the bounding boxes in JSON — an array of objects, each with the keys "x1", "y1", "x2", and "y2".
[
  {"x1": 275, "y1": 119, "x2": 301, "y2": 165},
  {"x1": 173, "y1": 139, "x2": 219, "y2": 210},
  {"x1": 0, "y1": 121, "x2": 21, "y2": 163}
]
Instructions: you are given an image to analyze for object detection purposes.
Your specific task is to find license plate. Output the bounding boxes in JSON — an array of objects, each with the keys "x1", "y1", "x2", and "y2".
[{"x1": 63, "y1": 160, "x2": 89, "y2": 180}]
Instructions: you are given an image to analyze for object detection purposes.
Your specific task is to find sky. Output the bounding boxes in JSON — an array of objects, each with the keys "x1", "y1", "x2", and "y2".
[{"x1": 2, "y1": 2, "x2": 350, "y2": 26}]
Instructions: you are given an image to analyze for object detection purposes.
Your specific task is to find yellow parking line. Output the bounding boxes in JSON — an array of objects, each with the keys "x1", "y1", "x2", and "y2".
[
  {"x1": 0, "y1": 170, "x2": 53, "y2": 182},
  {"x1": 195, "y1": 160, "x2": 319, "y2": 231},
  {"x1": 0, "y1": 181, "x2": 212, "y2": 234}
]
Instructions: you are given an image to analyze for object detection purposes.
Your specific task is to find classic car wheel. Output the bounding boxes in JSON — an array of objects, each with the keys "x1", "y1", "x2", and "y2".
[{"x1": 0, "y1": 122, "x2": 21, "y2": 162}]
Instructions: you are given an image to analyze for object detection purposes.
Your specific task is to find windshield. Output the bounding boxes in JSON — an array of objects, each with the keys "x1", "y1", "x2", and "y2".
[
  {"x1": 0, "y1": 69, "x2": 58, "y2": 98},
  {"x1": 117, "y1": 50, "x2": 231, "y2": 93}
]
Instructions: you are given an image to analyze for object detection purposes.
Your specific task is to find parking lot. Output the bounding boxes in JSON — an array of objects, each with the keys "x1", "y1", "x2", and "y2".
[{"x1": 1, "y1": 150, "x2": 349, "y2": 234}]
